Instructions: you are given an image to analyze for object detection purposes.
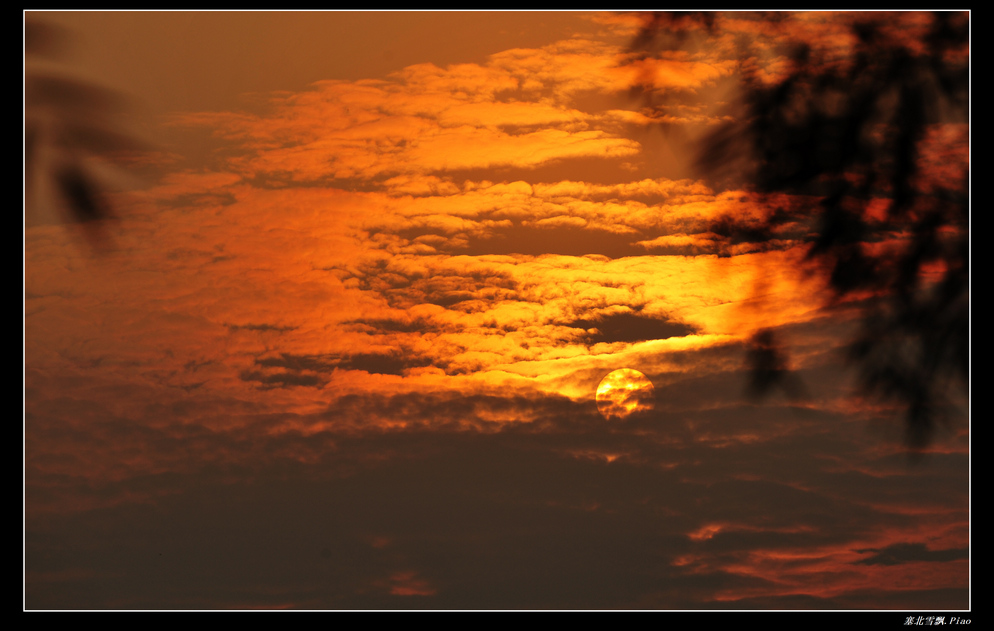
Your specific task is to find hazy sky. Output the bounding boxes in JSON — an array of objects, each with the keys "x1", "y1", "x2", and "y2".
[{"x1": 24, "y1": 11, "x2": 969, "y2": 610}]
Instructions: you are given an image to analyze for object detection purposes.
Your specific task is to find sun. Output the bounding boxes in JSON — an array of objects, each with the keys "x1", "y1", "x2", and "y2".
[{"x1": 595, "y1": 368, "x2": 655, "y2": 420}]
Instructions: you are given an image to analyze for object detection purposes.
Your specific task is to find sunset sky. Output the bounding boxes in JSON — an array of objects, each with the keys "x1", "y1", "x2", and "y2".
[{"x1": 24, "y1": 11, "x2": 969, "y2": 610}]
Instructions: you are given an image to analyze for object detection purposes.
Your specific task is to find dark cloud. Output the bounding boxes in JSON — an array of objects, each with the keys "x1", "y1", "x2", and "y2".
[
  {"x1": 346, "y1": 317, "x2": 441, "y2": 334},
  {"x1": 570, "y1": 310, "x2": 698, "y2": 344},
  {"x1": 21, "y1": 422, "x2": 764, "y2": 609},
  {"x1": 249, "y1": 350, "x2": 438, "y2": 379},
  {"x1": 439, "y1": 150, "x2": 692, "y2": 189},
  {"x1": 255, "y1": 353, "x2": 337, "y2": 373},
  {"x1": 240, "y1": 369, "x2": 325, "y2": 389},
  {"x1": 852, "y1": 542, "x2": 968, "y2": 566},
  {"x1": 160, "y1": 191, "x2": 238, "y2": 208},
  {"x1": 463, "y1": 224, "x2": 645, "y2": 258},
  {"x1": 25, "y1": 361, "x2": 968, "y2": 609},
  {"x1": 226, "y1": 323, "x2": 296, "y2": 333},
  {"x1": 338, "y1": 353, "x2": 435, "y2": 376}
]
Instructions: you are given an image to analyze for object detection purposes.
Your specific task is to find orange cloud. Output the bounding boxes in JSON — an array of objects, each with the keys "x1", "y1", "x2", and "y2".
[{"x1": 169, "y1": 32, "x2": 758, "y2": 186}]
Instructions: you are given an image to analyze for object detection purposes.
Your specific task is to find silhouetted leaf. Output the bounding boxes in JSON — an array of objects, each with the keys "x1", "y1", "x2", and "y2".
[
  {"x1": 25, "y1": 18, "x2": 149, "y2": 245},
  {"x1": 55, "y1": 163, "x2": 107, "y2": 223},
  {"x1": 25, "y1": 18, "x2": 70, "y2": 59}
]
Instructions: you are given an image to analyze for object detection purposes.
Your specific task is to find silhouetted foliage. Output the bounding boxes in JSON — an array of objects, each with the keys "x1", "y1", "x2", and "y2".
[
  {"x1": 24, "y1": 18, "x2": 70, "y2": 60},
  {"x1": 632, "y1": 12, "x2": 968, "y2": 451},
  {"x1": 24, "y1": 18, "x2": 147, "y2": 245},
  {"x1": 744, "y1": 329, "x2": 808, "y2": 402}
]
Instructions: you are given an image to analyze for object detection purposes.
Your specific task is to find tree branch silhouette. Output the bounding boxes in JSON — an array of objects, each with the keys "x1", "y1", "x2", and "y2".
[
  {"x1": 631, "y1": 12, "x2": 968, "y2": 451},
  {"x1": 25, "y1": 18, "x2": 149, "y2": 247}
]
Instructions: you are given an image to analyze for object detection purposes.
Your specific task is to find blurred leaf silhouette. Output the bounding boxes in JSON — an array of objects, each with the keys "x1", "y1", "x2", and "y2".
[
  {"x1": 25, "y1": 17, "x2": 149, "y2": 247},
  {"x1": 631, "y1": 12, "x2": 968, "y2": 451},
  {"x1": 744, "y1": 329, "x2": 809, "y2": 403}
]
